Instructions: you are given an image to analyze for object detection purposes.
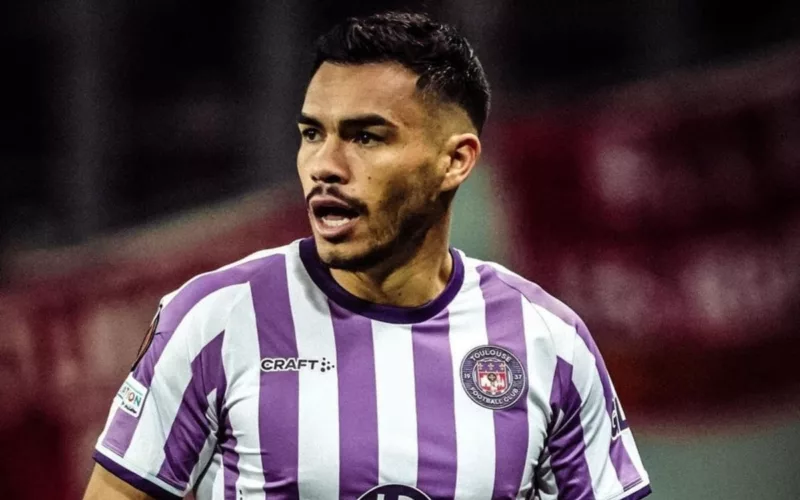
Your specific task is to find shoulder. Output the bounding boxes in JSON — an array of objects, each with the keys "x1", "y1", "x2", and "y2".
[
  {"x1": 156, "y1": 240, "x2": 299, "y2": 335},
  {"x1": 460, "y1": 252, "x2": 586, "y2": 354}
]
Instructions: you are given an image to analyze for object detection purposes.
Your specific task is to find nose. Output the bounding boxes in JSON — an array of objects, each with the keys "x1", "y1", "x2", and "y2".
[{"x1": 307, "y1": 137, "x2": 351, "y2": 185}]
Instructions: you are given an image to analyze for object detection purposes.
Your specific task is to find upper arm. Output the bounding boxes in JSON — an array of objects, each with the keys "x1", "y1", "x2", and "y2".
[
  {"x1": 83, "y1": 464, "x2": 154, "y2": 500},
  {"x1": 92, "y1": 285, "x2": 239, "y2": 498},
  {"x1": 538, "y1": 316, "x2": 651, "y2": 500}
]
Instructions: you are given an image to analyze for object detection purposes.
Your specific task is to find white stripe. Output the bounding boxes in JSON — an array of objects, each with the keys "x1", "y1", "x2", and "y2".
[
  {"x1": 516, "y1": 298, "x2": 559, "y2": 499},
  {"x1": 193, "y1": 449, "x2": 222, "y2": 500},
  {"x1": 124, "y1": 285, "x2": 246, "y2": 494},
  {"x1": 529, "y1": 309, "x2": 572, "y2": 365},
  {"x1": 448, "y1": 262, "x2": 495, "y2": 499},
  {"x1": 571, "y1": 335, "x2": 625, "y2": 497},
  {"x1": 287, "y1": 250, "x2": 341, "y2": 498},
  {"x1": 372, "y1": 321, "x2": 418, "y2": 486},
  {"x1": 212, "y1": 454, "x2": 225, "y2": 500},
  {"x1": 223, "y1": 285, "x2": 267, "y2": 499},
  {"x1": 532, "y1": 454, "x2": 558, "y2": 500},
  {"x1": 188, "y1": 389, "x2": 220, "y2": 488},
  {"x1": 620, "y1": 429, "x2": 650, "y2": 488},
  {"x1": 525, "y1": 303, "x2": 579, "y2": 497},
  {"x1": 608, "y1": 378, "x2": 650, "y2": 489}
]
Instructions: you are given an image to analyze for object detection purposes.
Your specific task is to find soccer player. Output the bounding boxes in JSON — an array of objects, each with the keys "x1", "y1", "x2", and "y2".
[{"x1": 83, "y1": 11, "x2": 651, "y2": 500}]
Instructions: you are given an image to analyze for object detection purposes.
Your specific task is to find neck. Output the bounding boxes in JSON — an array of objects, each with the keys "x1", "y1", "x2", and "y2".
[{"x1": 329, "y1": 216, "x2": 453, "y2": 308}]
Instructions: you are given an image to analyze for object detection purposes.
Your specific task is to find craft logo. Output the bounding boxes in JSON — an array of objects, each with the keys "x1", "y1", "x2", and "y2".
[
  {"x1": 260, "y1": 357, "x2": 335, "y2": 373},
  {"x1": 461, "y1": 345, "x2": 527, "y2": 410}
]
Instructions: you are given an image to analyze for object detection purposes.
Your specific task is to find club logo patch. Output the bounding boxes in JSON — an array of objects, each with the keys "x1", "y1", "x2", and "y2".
[{"x1": 461, "y1": 345, "x2": 527, "y2": 410}]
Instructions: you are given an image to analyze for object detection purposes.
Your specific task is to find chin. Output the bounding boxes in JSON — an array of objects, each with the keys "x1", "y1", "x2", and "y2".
[{"x1": 314, "y1": 235, "x2": 390, "y2": 272}]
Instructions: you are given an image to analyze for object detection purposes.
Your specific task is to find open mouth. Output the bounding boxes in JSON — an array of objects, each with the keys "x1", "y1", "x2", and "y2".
[
  {"x1": 313, "y1": 204, "x2": 360, "y2": 227},
  {"x1": 309, "y1": 196, "x2": 362, "y2": 238}
]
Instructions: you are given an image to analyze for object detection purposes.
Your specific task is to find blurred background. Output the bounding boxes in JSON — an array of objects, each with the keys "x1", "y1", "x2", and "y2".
[{"x1": 1, "y1": 0, "x2": 799, "y2": 498}]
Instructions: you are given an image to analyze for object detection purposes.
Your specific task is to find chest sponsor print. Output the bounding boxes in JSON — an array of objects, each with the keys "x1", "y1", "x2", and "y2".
[{"x1": 260, "y1": 356, "x2": 335, "y2": 373}]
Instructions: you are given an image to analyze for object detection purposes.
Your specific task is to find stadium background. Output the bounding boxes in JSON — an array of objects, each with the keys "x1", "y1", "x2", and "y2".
[{"x1": 1, "y1": 0, "x2": 799, "y2": 498}]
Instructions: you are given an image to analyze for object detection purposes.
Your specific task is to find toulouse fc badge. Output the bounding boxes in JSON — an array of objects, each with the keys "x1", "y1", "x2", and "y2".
[{"x1": 461, "y1": 345, "x2": 527, "y2": 410}]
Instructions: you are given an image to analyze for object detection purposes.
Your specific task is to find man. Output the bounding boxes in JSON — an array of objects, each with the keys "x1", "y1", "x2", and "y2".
[{"x1": 84, "y1": 11, "x2": 651, "y2": 500}]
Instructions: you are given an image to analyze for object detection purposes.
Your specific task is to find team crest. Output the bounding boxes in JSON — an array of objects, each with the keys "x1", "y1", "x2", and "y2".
[{"x1": 461, "y1": 345, "x2": 526, "y2": 410}]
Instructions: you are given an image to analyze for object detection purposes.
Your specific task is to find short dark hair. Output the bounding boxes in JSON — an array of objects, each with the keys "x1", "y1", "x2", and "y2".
[{"x1": 311, "y1": 12, "x2": 491, "y2": 134}]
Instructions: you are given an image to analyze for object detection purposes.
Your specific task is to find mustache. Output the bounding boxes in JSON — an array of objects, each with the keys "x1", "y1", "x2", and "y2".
[{"x1": 305, "y1": 185, "x2": 368, "y2": 215}]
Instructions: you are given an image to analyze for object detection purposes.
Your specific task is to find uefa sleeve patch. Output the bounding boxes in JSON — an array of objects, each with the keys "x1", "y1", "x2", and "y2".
[
  {"x1": 116, "y1": 374, "x2": 149, "y2": 418},
  {"x1": 460, "y1": 345, "x2": 527, "y2": 410},
  {"x1": 131, "y1": 305, "x2": 161, "y2": 372}
]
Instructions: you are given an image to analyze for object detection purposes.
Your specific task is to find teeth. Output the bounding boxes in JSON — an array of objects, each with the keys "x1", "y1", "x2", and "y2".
[{"x1": 321, "y1": 216, "x2": 352, "y2": 227}]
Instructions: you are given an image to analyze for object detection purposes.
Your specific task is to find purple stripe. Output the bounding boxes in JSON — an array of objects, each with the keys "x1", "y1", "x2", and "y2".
[
  {"x1": 102, "y1": 332, "x2": 172, "y2": 456},
  {"x1": 477, "y1": 265, "x2": 530, "y2": 499},
  {"x1": 131, "y1": 331, "x2": 174, "y2": 388},
  {"x1": 575, "y1": 316, "x2": 639, "y2": 487},
  {"x1": 250, "y1": 254, "x2": 300, "y2": 499},
  {"x1": 490, "y1": 271, "x2": 641, "y2": 487},
  {"x1": 101, "y1": 407, "x2": 139, "y2": 457},
  {"x1": 94, "y1": 450, "x2": 181, "y2": 500},
  {"x1": 549, "y1": 358, "x2": 595, "y2": 500},
  {"x1": 412, "y1": 313, "x2": 457, "y2": 499},
  {"x1": 221, "y1": 408, "x2": 241, "y2": 500},
  {"x1": 329, "y1": 300, "x2": 379, "y2": 498},
  {"x1": 102, "y1": 253, "x2": 282, "y2": 458},
  {"x1": 157, "y1": 331, "x2": 226, "y2": 488}
]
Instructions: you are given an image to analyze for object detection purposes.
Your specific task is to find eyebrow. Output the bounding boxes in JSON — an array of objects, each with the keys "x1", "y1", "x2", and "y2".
[{"x1": 297, "y1": 112, "x2": 398, "y2": 131}]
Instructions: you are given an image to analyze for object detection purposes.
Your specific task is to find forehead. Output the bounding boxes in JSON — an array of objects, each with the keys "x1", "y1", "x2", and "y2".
[{"x1": 302, "y1": 62, "x2": 428, "y2": 127}]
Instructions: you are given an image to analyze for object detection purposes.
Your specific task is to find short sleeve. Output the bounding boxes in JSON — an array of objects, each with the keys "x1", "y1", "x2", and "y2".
[
  {"x1": 94, "y1": 287, "x2": 233, "y2": 499},
  {"x1": 539, "y1": 319, "x2": 651, "y2": 500}
]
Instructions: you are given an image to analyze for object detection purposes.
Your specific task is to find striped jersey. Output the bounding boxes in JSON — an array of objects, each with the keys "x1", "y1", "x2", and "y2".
[{"x1": 94, "y1": 238, "x2": 651, "y2": 500}]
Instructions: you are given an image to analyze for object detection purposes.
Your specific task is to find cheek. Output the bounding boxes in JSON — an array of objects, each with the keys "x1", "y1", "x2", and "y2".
[
  {"x1": 374, "y1": 174, "x2": 426, "y2": 220},
  {"x1": 297, "y1": 175, "x2": 313, "y2": 198},
  {"x1": 296, "y1": 150, "x2": 309, "y2": 176},
  {"x1": 296, "y1": 157, "x2": 314, "y2": 190}
]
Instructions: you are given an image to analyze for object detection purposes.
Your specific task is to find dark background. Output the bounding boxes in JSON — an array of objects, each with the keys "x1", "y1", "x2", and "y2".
[{"x1": 3, "y1": 0, "x2": 799, "y2": 251}]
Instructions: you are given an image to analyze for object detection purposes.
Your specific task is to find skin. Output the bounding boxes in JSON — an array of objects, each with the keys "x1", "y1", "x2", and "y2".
[
  {"x1": 299, "y1": 61, "x2": 481, "y2": 306},
  {"x1": 82, "y1": 60, "x2": 481, "y2": 500},
  {"x1": 83, "y1": 465, "x2": 153, "y2": 499}
]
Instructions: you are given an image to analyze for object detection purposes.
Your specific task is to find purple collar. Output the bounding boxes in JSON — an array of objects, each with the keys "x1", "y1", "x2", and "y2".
[{"x1": 299, "y1": 237, "x2": 464, "y2": 324}]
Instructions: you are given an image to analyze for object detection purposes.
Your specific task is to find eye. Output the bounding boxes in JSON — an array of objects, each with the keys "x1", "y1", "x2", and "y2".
[
  {"x1": 301, "y1": 128, "x2": 322, "y2": 142},
  {"x1": 354, "y1": 131, "x2": 381, "y2": 146}
]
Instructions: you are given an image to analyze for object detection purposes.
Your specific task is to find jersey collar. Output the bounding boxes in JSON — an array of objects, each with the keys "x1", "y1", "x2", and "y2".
[{"x1": 299, "y1": 237, "x2": 464, "y2": 324}]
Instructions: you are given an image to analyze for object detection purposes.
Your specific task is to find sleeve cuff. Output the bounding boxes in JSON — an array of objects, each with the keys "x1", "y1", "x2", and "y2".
[
  {"x1": 93, "y1": 450, "x2": 182, "y2": 500},
  {"x1": 619, "y1": 484, "x2": 652, "y2": 500}
]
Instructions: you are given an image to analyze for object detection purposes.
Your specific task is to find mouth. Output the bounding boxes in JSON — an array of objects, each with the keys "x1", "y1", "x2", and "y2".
[{"x1": 309, "y1": 196, "x2": 362, "y2": 240}]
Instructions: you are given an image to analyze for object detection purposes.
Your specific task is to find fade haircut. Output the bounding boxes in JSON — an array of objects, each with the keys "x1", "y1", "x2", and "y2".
[{"x1": 311, "y1": 11, "x2": 491, "y2": 135}]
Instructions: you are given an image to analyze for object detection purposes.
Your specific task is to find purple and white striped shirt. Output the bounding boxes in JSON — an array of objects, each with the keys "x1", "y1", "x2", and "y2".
[{"x1": 94, "y1": 238, "x2": 651, "y2": 500}]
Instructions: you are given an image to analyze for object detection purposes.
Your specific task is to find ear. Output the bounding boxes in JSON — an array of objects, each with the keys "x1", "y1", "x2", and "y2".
[{"x1": 439, "y1": 133, "x2": 481, "y2": 192}]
